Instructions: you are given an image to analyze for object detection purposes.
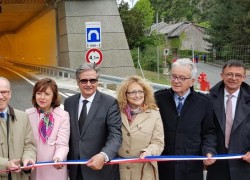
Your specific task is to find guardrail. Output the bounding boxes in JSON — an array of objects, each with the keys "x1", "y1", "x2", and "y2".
[{"x1": 6, "y1": 60, "x2": 171, "y2": 91}]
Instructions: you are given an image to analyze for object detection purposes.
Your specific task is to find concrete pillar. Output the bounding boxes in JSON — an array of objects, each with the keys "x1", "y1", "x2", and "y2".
[{"x1": 57, "y1": 0, "x2": 136, "y2": 77}]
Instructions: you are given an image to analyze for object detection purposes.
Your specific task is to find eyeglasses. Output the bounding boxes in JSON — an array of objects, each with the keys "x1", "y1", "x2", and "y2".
[
  {"x1": 224, "y1": 73, "x2": 245, "y2": 80},
  {"x1": 79, "y1": 79, "x2": 98, "y2": 84},
  {"x1": 126, "y1": 90, "x2": 144, "y2": 96},
  {"x1": 169, "y1": 75, "x2": 191, "y2": 82},
  {"x1": 0, "y1": 91, "x2": 10, "y2": 96}
]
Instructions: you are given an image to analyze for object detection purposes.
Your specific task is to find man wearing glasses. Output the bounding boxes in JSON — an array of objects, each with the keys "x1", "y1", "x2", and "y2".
[
  {"x1": 207, "y1": 60, "x2": 250, "y2": 180},
  {"x1": 0, "y1": 77, "x2": 36, "y2": 179},
  {"x1": 64, "y1": 63, "x2": 122, "y2": 180},
  {"x1": 155, "y1": 58, "x2": 217, "y2": 180}
]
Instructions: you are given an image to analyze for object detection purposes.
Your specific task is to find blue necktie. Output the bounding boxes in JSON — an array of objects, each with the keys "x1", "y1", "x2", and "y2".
[
  {"x1": 0, "y1": 112, "x2": 5, "y2": 118},
  {"x1": 177, "y1": 97, "x2": 184, "y2": 114}
]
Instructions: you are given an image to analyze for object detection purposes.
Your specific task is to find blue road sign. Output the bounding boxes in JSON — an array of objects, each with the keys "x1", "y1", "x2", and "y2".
[
  {"x1": 86, "y1": 22, "x2": 101, "y2": 48},
  {"x1": 86, "y1": 27, "x2": 101, "y2": 43}
]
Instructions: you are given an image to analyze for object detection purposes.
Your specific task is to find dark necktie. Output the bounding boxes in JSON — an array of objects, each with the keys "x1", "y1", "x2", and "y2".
[
  {"x1": 177, "y1": 96, "x2": 184, "y2": 114},
  {"x1": 79, "y1": 100, "x2": 88, "y2": 133},
  {"x1": 0, "y1": 112, "x2": 5, "y2": 118},
  {"x1": 225, "y1": 94, "x2": 233, "y2": 148}
]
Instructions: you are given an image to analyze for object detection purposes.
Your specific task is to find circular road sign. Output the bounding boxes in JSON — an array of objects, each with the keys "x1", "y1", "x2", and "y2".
[{"x1": 85, "y1": 48, "x2": 103, "y2": 65}]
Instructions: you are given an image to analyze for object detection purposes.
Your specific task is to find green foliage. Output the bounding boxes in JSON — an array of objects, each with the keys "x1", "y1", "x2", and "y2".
[
  {"x1": 118, "y1": 1, "x2": 144, "y2": 49},
  {"x1": 198, "y1": 21, "x2": 210, "y2": 28},
  {"x1": 118, "y1": 0, "x2": 249, "y2": 63},
  {"x1": 131, "y1": 35, "x2": 165, "y2": 72},
  {"x1": 133, "y1": 0, "x2": 155, "y2": 29},
  {"x1": 205, "y1": 0, "x2": 250, "y2": 48},
  {"x1": 168, "y1": 33, "x2": 186, "y2": 50}
]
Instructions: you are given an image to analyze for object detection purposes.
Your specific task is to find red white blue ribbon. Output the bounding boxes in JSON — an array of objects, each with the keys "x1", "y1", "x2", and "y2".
[{"x1": 1, "y1": 154, "x2": 243, "y2": 173}]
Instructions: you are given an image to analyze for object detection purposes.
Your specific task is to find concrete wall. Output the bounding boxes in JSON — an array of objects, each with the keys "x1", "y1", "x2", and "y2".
[
  {"x1": 0, "y1": 10, "x2": 57, "y2": 66},
  {"x1": 57, "y1": 0, "x2": 136, "y2": 77}
]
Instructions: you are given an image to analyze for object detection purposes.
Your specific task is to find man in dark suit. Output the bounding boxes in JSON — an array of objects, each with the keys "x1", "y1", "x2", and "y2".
[
  {"x1": 64, "y1": 63, "x2": 122, "y2": 180},
  {"x1": 207, "y1": 60, "x2": 250, "y2": 180},
  {"x1": 155, "y1": 58, "x2": 217, "y2": 180}
]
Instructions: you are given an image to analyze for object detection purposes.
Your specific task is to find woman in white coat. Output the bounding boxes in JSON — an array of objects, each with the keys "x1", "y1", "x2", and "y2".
[{"x1": 116, "y1": 76, "x2": 164, "y2": 180}]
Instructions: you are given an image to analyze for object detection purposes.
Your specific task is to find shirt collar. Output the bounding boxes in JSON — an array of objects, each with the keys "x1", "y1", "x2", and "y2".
[
  {"x1": 174, "y1": 89, "x2": 191, "y2": 100},
  {"x1": 80, "y1": 92, "x2": 96, "y2": 103},
  {"x1": 0, "y1": 108, "x2": 8, "y2": 120},
  {"x1": 224, "y1": 89, "x2": 240, "y2": 98}
]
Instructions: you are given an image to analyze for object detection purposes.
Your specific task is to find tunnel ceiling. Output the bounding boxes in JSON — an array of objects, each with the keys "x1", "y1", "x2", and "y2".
[{"x1": 0, "y1": 0, "x2": 55, "y2": 35}]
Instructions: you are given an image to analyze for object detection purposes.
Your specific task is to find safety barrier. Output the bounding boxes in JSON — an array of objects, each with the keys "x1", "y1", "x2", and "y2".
[{"x1": 5, "y1": 60, "x2": 171, "y2": 92}]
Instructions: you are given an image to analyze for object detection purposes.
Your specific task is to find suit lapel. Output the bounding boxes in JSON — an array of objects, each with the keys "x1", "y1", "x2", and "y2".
[
  {"x1": 121, "y1": 113, "x2": 130, "y2": 132},
  {"x1": 232, "y1": 91, "x2": 250, "y2": 133},
  {"x1": 80, "y1": 91, "x2": 100, "y2": 136},
  {"x1": 72, "y1": 94, "x2": 81, "y2": 136},
  {"x1": 213, "y1": 92, "x2": 225, "y2": 135}
]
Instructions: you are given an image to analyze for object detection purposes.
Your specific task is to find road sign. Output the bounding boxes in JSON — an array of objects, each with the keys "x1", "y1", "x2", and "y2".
[
  {"x1": 85, "y1": 48, "x2": 103, "y2": 65},
  {"x1": 163, "y1": 48, "x2": 170, "y2": 56},
  {"x1": 86, "y1": 22, "x2": 101, "y2": 48}
]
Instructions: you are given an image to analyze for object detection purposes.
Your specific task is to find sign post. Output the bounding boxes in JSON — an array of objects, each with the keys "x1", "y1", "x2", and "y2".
[
  {"x1": 85, "y1": 48, "x2": 103, "y2": 65},
  {"x1": 86, "y1": 22, "x2": 101, "y2": 48}
]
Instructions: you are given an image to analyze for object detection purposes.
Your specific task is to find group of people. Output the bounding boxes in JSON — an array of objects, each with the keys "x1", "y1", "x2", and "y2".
[{"x1": 0, "y1": 58, "x2": 250, "y2": 180}]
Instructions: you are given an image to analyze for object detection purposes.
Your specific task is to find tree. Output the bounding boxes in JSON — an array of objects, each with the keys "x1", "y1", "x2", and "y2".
[
  {"x1": 133, "y1": 0, "x2": 155, "y2": 30},
  {"x1": 229, "y1": 0, "x2": 250, "y2": 46},
  {"x1": 118, "y1": 1, "x2": 144, "y2": 49},
  {"x1": 205, "y1": 0, "x2": 234, "y2": 48}
]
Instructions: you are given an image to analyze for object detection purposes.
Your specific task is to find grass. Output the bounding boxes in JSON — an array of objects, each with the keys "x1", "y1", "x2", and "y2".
[{"x1": 135, "y1": 68, "x2": 171, "y2": 85}]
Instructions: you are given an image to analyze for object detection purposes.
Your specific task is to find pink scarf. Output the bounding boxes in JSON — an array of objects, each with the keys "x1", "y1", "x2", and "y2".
[
  {"x1": 123, "y1": 105, "x2": 142, "y2": 124},
  {"x1": 37, "y1": 108, "x2": 54, "y2": 143}
]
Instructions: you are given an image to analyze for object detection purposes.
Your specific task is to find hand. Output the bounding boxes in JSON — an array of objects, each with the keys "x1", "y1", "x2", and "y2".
[
  {"x1": 203, "y1": 153, "x2": 216, "y2": 166},
  {"x1": 139, "y1": 151, "x2": 147, "y2": 159},
  {"x1": 22, "y1": 159, "x2": 35, "y2": 172},
  {"x1": 53, "y1": 157, "x2": 64, "y2": 170},
  {"x1": 7, "y1": 159, "x2": 21, "y2": 173},
  {"x1": 242, "y1": 152, "x2": 250, "y2": 163},
  {"x1": 86, "y1": 154, "x2": 105, "y2": 170}
]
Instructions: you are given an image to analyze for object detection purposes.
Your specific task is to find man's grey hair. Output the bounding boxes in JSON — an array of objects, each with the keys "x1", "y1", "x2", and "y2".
[
  {"x1": 75, "y1": 63, "x2": 100, "y2": 81},
  {"x1": 171, "y1": 58, "x2": 197, "y2": 79}
]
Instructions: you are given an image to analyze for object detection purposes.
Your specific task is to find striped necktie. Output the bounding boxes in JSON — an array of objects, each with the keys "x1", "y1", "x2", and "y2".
[{"x1": 225, "y1": 94, "x2": 233, "y2": 148}]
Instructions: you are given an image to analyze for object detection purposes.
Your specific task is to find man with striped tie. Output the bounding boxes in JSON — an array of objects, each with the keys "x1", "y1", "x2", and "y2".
[{"x1": 207, "y1": 60, "x2": 250, "y2": 180}]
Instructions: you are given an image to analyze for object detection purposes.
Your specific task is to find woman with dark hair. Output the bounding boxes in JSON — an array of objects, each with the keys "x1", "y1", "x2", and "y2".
[{"x1": 25, "y1": 78, "x2": 70, "y2": 180}]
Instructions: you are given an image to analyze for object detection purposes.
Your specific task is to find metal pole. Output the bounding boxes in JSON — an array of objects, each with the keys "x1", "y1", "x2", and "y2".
[
  {"x1": 191, "y1": 45, "x2": 194, "y2": 62},
  {"x1": 137, "y1": 47, "x2": 145, "y2": 79},
  {"x1": 156, "y1": 12, "x2": 159, "y2": 80},
  {"x1": 157, "y1": 46, "x2": 159, "y2": 80}
]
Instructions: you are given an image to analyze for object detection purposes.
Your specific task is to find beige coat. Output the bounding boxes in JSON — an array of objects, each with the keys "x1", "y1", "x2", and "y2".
[
  {"x1": 0, "y1": 107, "x2": 36, "y2": 180},
  {"x1": 118, "y1": 108, "x2": 164, "y2": 180}
]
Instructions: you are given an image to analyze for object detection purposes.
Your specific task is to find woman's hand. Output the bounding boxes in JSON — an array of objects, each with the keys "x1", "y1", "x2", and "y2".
[{"x1": 53, "y1": 157, "x2": 64, "y2": 170}]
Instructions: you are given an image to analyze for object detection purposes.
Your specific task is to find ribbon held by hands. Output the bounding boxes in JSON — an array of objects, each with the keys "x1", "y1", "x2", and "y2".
[{"x1": 0, "y1": 154, "x2": 243, "y2": 173}]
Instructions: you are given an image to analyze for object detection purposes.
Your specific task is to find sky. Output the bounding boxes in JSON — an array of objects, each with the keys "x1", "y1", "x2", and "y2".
[{"x1": 117, "y1": 0, "x2": 139, "y2": 8}]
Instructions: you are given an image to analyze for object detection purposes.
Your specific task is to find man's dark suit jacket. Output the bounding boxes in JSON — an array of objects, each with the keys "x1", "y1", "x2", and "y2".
[
  {"x1": 64, "y1": 90, "x2": 122, "y2": 180},
  {"x1": 155, "y1": 87, "x2": 217, "y2": 180},
  {"x1": 207, "y1": 81, "x2": 250, "y2": 180}
]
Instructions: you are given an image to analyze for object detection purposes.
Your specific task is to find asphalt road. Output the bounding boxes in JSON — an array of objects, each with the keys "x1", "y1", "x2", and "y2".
[{"x1": 196, "y1": 62, "x2": 250, "y2": 88}]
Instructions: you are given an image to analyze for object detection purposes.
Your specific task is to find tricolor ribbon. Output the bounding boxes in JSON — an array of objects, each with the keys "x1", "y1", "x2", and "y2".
[{"x1": 1, "y1": 154, "x2": 243, "y2": 173}]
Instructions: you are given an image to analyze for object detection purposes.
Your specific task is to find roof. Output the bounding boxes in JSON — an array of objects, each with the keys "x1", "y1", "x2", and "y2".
[{"x1": 150, "y1": 21, "x2": 203, "y2": 38}]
